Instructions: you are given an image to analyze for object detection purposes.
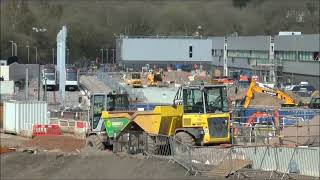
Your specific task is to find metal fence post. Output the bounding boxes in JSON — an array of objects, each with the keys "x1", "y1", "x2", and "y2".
[
  {"x1": 144, "y1": 133, "x2": 149, "y2": 157},
  {"x1": 228, "y1": 147, "x2": 233, "y2": 176},
  {"x1": 295, "y1": 110, "x2": 298, "y2": 146},
  {"x1": 187, "y1": 146, "x2": 192, "y2": 175},
  {"x1": 113, "y1": 133, "x2": 117, "y2": 154},
  {"x1": 231, "y1": 125, "x2": 234, "y2": 145},
  {"x1": 282, "y1": 147, "x2": 298, "y2": 179}
]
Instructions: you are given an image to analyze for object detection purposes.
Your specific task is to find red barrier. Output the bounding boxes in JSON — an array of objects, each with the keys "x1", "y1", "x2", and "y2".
[
  {"x1": 32, "y1": 124, "x2": 61, "y2": 136},
  {"x1": 76, "y1": 121, "x2": 86, "y2": 129}
]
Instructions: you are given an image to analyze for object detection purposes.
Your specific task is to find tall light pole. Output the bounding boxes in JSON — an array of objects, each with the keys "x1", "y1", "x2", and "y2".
[
  {"x1": 52, "y1": 48, "x2": 55, "y2": 65},
  {"x1": 100, "y1": 49, "x2": 104, "y2": 64},
  {"x1": 26, "y1": 45, "x2": 30, "y2": 63},
  {"x1": 67, "y1": 48, "x2": 70, "y2": 64},
  {"x1": 112, "y1": 49, "x2": 115, "y2": 64},
  {"x1": 106, "y1": 48, "x2": 108, "y2": 64},
  {"x1": 31, "y1": 27, "x2": 47, "y2": 64},
  {"x1": 13, "y1": 43, "x2": 17, "y2": 56},
  {"x1": 9, "y1": 41, "x2": 14, "y2": 56},
  {"x1": 34, "y1": 47, "x2": 38, "y2": 64}
]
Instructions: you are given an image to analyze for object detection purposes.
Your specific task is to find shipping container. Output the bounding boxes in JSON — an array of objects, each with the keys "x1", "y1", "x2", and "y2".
[
  {"x1": 3, "y1": 101, "x2": 49, "y2": 134},
  {"x1": 0, "y1": 65, "x2": 9, "y2": 80},
  {"x1": 0, "y1": 81, "x2": 14, "y2": 95}
]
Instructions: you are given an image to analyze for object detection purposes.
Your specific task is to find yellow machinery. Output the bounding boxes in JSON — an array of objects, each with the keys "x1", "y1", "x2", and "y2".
[
  {"x1": 105, "y1": 84, "x2": 231, "y2": 146},
  {"x1": 131, "y1": 73, "x2": 143, "y2": 88},
  {"x1": 243, "y1": 80, "x2": 296, "y2": 108},
  {"x1": 147, "y1": 70, "x2": 164, "y2": 87}
]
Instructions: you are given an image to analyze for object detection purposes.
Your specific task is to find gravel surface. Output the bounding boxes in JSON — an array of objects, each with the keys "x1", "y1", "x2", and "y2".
[
  {"x1": 80, "y1": 75, "x2": 112, "y2": 93},
  {"x1": 0, "y1": 152, "x2": 211, "y2": 180},
  {"x1": 0, "y1": 133, "x2": 29, "y2": 148}
]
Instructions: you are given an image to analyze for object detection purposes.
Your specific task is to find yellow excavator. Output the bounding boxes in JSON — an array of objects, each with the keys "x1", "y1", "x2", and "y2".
[{"x1": 242, "y1": 80, "x2": 296, "y2": 108}]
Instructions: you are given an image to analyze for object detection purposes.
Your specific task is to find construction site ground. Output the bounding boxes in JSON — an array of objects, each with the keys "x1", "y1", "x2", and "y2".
[
  {"x1": 1, "y1": 133, "x2": 316, "y2": 179},
  {"x1": 0, "y1": 133, "x2": 212, "y2": 180}
]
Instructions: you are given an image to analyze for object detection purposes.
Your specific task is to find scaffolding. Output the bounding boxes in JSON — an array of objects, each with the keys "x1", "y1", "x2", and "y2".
[{"x1": 252, "y1": 60, "x2": 283, "y2": 85}]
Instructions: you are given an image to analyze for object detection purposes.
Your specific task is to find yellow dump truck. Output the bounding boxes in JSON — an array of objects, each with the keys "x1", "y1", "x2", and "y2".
[
  {"x1": 147, "y1": 70, "x2": 164, "y2": 87},
  {"x1": 102, "y1": 84, "x2": 231, "y2": 148},
  {"x1": 131, "y1": 73, "x2": 143, "y2": 88}
]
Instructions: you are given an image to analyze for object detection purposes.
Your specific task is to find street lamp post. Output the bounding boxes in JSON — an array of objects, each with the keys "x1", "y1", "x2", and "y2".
[
  {"x1": 26, "y1": 45, "x2": 30, "y2": 63},
  {"x1": 112, "y1": 49, "x2": 115, "y2": 64},
  {"x1": 52, "y1": 48, "x2": 55, "y2": 65},
  {"x1": 67, "y1": 48, "x2": 70, "y2": 64},
  {"x1": 106, "y1": 48, "x2": 108, "y2": 64},
  {"x1": 9, "y1": 41, "x2": 14, "y2": 56},
  {"x1": 13, "y1": 43, "x2": 17, "y2": 56},
  {"x1": 34, "y1": 47, "x2": 38, "y2": 64},
  {"x1": 100, "y1": 49, "x2": 104, "y2": 64},
  {"x1": 31, "y1": 27, "x2": 47, "y2": 64}
]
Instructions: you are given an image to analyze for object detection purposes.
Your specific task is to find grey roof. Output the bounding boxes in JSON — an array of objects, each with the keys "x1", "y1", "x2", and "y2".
[
  {"x1": 226, "y1": 36, "x2": 270, "y2": 51},
  {"x1": 274, "y1": 34, "x2": 320, "y2": 51}
]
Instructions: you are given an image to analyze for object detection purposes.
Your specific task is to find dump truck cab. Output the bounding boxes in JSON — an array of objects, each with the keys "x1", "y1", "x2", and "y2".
[
  {"x1": 89, "y1": 92, "x2": 130, "y2": 130},
  {"x1": 173, "y1": 84, "x2": 231, "y2": 145},
  {"x1": 86, "y1": 92, "x2": 131, "y2": 150}
]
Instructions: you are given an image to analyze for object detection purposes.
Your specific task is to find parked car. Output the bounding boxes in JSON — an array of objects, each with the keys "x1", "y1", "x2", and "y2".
[{"x1": 292, "y1": 85, "x2": 316, "y2": 97}]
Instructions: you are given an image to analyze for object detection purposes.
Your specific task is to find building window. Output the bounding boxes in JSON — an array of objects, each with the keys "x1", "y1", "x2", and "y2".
[
  {"x1": 298, "y1": 51, "x2": 316, "y2": 61},
  {"x1": 189, "y1": 45, "x2": 193, "y2": 58},
  {"x1": 275, "y1": 51, "x2": 296, "y2": 61},
  {"x1": 314, "y1": 52, "x2": 320, "y2": 61},
  {"x1": 251, "y1": 50, "x2": 268, "y2": 59},
  {"x1": 212, "y1": 49, "x2": 222, "y2": 57}
]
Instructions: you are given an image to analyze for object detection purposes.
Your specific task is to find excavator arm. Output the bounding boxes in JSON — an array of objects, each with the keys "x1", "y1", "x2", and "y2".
[
  {"x1": 243, "y1": 80, "x2": 256, "y2": 108},
  {"x1": 243, "y1": 80, "x2": 296, "y2": 108}
]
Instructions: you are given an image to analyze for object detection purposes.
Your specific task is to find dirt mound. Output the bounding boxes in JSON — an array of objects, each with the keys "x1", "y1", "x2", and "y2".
[
  {"x1": 249, "y1": 93, "x2": 283, "y2": 107},
  {"x1": 228, "y1": 86, "x2": 283, "y2": 107},
  {"x1": 0, "y1": 147, "x2": 15, "y2": 154},
  {"x1": 270, "y1": 115, "x2": 320, "y2": 146},
  {"x1": 228, "y1": 86, "x2": 247, "y2": 102},
  {"x1": 1, "y1": 152, "x2": 200, "y2": 180},
  {"x1": 23, "y1": 135, "x2": 85, "y2": 152},
  {"x1": 164, "y1": 71, "x2": 191, "y2": 84}
]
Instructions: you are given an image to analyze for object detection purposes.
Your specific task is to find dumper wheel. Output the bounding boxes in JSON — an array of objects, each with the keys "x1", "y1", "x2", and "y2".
[
  {"x1": 86, "y1": 135, "x2": 105, "y2": 151},
  {"x1": 146, "y1": 136, "x2": 159, "y2": 154},
  {"x1": 175, "y1": 131, "x2": 195, "y2": 145},
  {"x1": 174, "y1": 132, "x2": 195, "y2": 153}
]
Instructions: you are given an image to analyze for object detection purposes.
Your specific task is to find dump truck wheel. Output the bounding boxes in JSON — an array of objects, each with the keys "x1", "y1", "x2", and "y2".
[
  {"x1": 175, "y1": 131, "x2": 195, "y2": 145},
  {"x1": 86, "y1": 135, "x2": 105, "y2": 151},
  {"x1": 146, "y1": 136, "x2": 159, "y2": 154},
  {"x1": 174, "y1": 132, "x2": 195, "y2": 153}
]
